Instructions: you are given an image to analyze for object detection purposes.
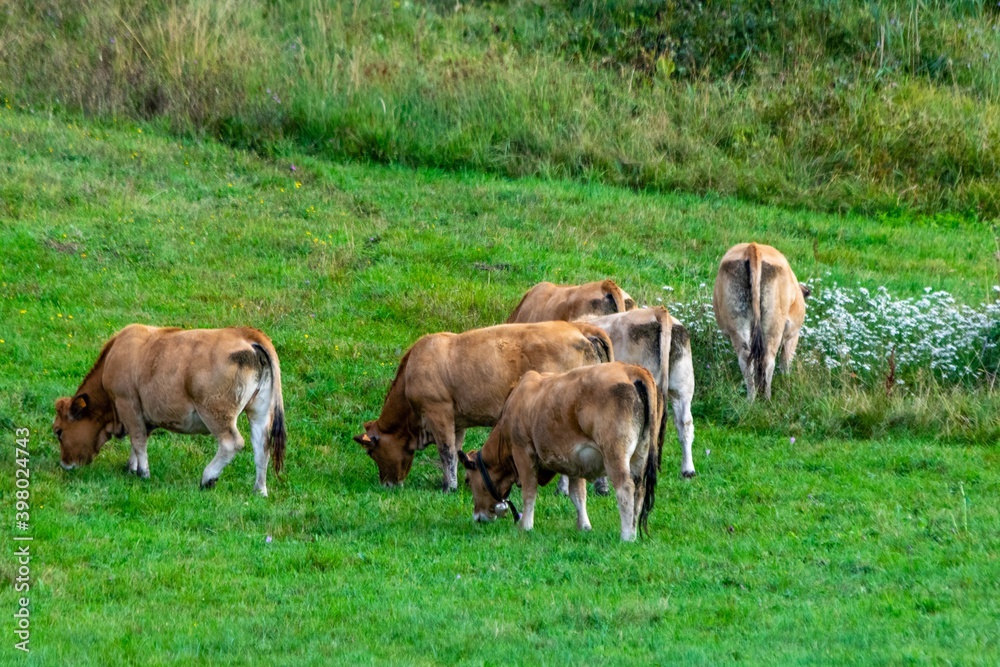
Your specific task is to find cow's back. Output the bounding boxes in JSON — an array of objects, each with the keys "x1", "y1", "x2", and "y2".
[
  {"x1": 102, "y1": 325, "x2": 267, "y2": 418},
  {"x1": 403, "y1": 322, "x2": 605, "y2": 427},
  {"x1": 507, "y1": 280, "x2": 626, "y2": 323}
]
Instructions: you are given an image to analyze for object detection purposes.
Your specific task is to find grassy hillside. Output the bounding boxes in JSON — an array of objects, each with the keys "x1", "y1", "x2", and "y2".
[
  {"x1": 1, "y1": 110, "x2": 999, "y2": 664},
  {"x1": 7, "y1": 1, "x2": 1000, "y2": 216}
]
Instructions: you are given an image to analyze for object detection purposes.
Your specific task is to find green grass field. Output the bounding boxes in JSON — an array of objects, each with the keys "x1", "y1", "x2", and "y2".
[{"x1": 1, "y1": 109, "x2": 999, "y2": 665}]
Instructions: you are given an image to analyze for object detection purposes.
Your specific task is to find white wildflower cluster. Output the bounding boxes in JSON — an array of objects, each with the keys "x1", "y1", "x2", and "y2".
[
  {"x1": 665, "y1": 282, "x2": 1000, "y2": 385},
  {"x1": 800, "y1": 280, "x2": 1000, "y2": 382}
]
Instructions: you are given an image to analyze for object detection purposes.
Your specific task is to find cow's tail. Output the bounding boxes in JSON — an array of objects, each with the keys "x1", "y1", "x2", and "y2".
[
  {"x1": 654, "y1": 308, "x2": 671, "y2": 470},
  {"x1": 252, "y1": 340, "x2": 286, "y2": 476},
  {"x1": 588, "y1": 330, "x2": 613, "y2": 364},
  {"x1": 654, "y1": 307, "x2": 672, "y2": 399},
  {"x1": 633, "y1": 374, "x2": 661, "y2": 538},
  {"x1": 570, "y1": 322, "x2": 614, "y2": 363},
  {"x1": 747, "y1": 243, "x2": 766, "y2": 394}
]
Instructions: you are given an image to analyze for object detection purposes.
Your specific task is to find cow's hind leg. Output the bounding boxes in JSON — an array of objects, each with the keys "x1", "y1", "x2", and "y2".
[
  {"x1": 631, "y1": 468, "x2": 647, "y2": 536},
  {"x1": 762, "y1": 327, "x2": 784, "y2": 400},
  {"x1": 567, "y1": 477, "x2": 591, "y2": 531},
  {"x1": 605, "y1": 455, "x2": 637, "y2": 542},
  {"x1": 245, "y1": 388, "x2": 273, "y2": 496},
  {"x1": 669, "y1": 348, "x2": 697, "y2": 478},
  {"x1": 780, "y1": 320, "x2": 802, "y2": 374},
  {"x1": 200, "y1": 415, "x2": 245, "y2": 490},
  {"x1": 730, "y1": 330, "x2": 756, "y2": 401}
]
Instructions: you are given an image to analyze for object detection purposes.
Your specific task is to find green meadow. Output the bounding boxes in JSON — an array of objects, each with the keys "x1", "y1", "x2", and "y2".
[{"x1": 0, "y1": 105, "x2": 998, "y2": 664}]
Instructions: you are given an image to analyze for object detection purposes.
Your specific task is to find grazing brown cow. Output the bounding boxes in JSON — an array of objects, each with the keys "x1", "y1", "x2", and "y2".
[
  {"x1": 579, "y1": 307, "x2": 696, "y2": 478},
  {"x1": 713, "y1": 242, "x2": 809, "y2": 400},
  {"x1": 506, "y1": 280, "x2": 630, "y2": 323},
  {"x1": 354, "y1": 321, "x2": 614, "y2": 491},
  {"x1": 53, "y1": 325, "x2": 286, "y2": 495},
  {"x1": 458, "y1": 362, "x2": 661, "y2": 542}
]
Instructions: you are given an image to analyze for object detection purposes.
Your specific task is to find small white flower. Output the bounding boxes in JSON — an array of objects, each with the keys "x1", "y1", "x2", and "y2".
[
  {"x1": 705, "y1": 449, "x2": 711, "y2": 456},
  {"x1": 790, "y1": 437, "x2": 796, "y2": 445}
]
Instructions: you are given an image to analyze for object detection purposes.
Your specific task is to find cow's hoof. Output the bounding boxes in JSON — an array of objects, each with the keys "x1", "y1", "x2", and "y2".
[
  {"x1": 682, "y1": 470, "x2": 697, "y2": 479},
  {"x1": 594, "y1": 479, "x2": 610, "y2": 496},
  {"x1": 441, "y1": 484, "x2": 457, "y2": 494},
  {"x1": 200, "y1": 477, "x2": 218, "y2": 490},
  {"x1": 138, "y1": 467, "x2": 150, "y2": 479},
  {"x1": 255, "y1": 487, "x2": 268, "y2": 497}
]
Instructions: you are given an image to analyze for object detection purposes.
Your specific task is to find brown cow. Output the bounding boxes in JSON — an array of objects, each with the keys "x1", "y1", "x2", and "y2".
[
  {"x1": 458, "y1": 362, "x2": 661, "y2": 542},
  {"x1": 53, "y1": 325, "x2": 286, "y2": 495},
  {"x1": 579, "y1": 307, "x2": 696, "y2": 478},
  {"x1": 713, "y1": 242, "x2": 809, "y2": 400},
  {"x1": 506, "y1": 280, "x2": 630, "y2": 323},
  {"x1": 354, "y1": 321, "x2": 613, "y2": 491}
]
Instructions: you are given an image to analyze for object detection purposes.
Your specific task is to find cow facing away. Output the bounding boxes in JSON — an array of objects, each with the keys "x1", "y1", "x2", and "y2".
[
  {"x1": 354, "y1": 321, "x2": 613, "y2": 491},
  {"x1": 713, "y1": 242, "x2": 809, "y2": 401},
  {"x1": 53, "y1": 325, "x2": 286, "y2": 495},
  {"x1": 506, "y1": 279, "x2": 632, "y2": 323},
  {"x1": 580, "y1": 307, "x2": 696, "y2": 478},
  {"x1": 458, "y1": 363, "x2": 661, "y2": 542}
]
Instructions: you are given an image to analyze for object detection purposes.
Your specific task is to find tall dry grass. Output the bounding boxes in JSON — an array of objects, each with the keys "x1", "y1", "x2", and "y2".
[{"x1": 4, "y1": 1, "x2": 1000, "y2": 216}]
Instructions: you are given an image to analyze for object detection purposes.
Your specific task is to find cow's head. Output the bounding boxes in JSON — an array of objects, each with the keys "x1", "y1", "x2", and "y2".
[
  {"x1": 53, "y1": 394, "x2": 114, "y2": 469},
  {"x1": 354, "y1": 420, "x2": 415, "y2": 487},
  {"x1": 458, "y1": 449, "x2": 517, "y2": 523}
]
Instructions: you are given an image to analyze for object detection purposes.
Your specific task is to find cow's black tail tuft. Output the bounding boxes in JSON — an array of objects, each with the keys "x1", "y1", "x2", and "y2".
[
  {"x1": 633, "y1": 378, "x2": 659, "y2": 538},
  {"x1": 588, "y1": 335, "x2": 612, "y2": 364}
]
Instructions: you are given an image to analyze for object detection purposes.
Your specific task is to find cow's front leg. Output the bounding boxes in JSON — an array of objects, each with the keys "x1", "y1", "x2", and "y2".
[
  {"x1": 424, "y1": 408, "x2": 458, "y2": 492},
  {"x1": 512, "y1": 448, "x2": 538, "y2": 531},
  {"x1": 567, "y1": 477, "x2": 591, "y2": 531},
  {"x1": 453, "y1": 427, "x2": 467, "y2": 489},
  {"x1": 116, "y1": 398, "x2": 149, "y2": 478}
]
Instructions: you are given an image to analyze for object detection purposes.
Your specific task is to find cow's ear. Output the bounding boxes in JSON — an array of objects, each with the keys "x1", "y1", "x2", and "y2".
[
  {"x1": 69, "y1": 394, "x2": 90, "y2": 420},
  {"x1": 353, "y1": 433, "x2": 374, "y2": 449},
  {"x1": 457, "y1": 450, "x2": 476, "y2": 471},
  {"x1": 624, "y1": 298, "x2": 636, "y2": 311},
  {"x1": 800, "y1": 283, "x2": 812, "y2": 299}
]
